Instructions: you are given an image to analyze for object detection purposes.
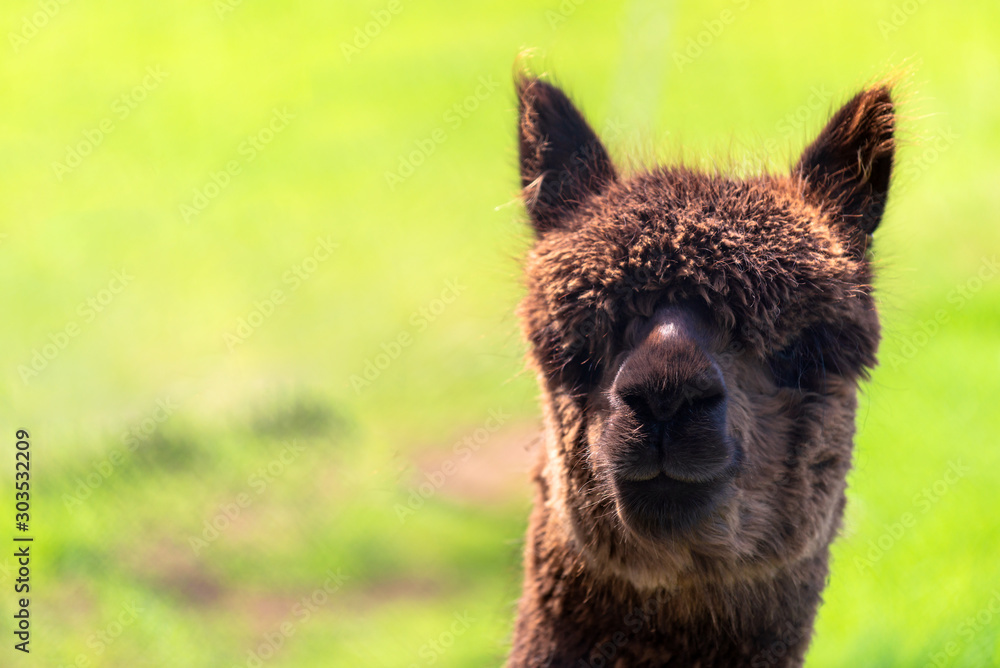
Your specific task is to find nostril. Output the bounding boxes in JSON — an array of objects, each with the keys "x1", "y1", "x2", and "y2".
[
  {"x1": 680, "y1": 369, "x2": 726, "y2": 410},
  {"x1": 684, "y1": 387, "x2": 725, "y2": 414},
  {"x1": 615, "y1": 390, "x2": 669, "y2": 447},
  {"x1": 616, "y1": 379, "x2": 726, "y2": 426},
  {"x1": 617, "y1": 387, "x2": 672, "y2": 425},
  {"x1": 618, "y1": 389, "x2": 651, "y2": 420}
]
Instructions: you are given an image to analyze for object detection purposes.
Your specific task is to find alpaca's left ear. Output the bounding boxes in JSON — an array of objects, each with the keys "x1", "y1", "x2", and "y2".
[
  {"x1": 517, "y1": 77, "x2": 617, "y2": 235},
  {"x1": 796, "y1": 86, "x2": 895, "y2": 247}
]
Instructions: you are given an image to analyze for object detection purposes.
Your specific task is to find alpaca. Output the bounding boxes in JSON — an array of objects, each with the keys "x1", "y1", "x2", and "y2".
[{"x1": 507, "y1": 76, "x2": 894, "y2": 667}]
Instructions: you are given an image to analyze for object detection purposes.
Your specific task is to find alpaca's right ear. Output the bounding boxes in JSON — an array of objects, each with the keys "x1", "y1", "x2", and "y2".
[{"x1": 517, "y1": 77, "x2": 616, "y2": 235}]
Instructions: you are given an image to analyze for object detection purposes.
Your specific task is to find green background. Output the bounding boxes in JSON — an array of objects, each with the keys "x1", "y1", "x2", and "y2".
[{"x1": 1, "y1": 0, "x2": 998, "y2": 665}]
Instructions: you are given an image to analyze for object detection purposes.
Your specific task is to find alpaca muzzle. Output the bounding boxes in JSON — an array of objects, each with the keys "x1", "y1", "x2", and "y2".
[{"x1": 602, "y1": 306, "x2": 741, "y2": 535}]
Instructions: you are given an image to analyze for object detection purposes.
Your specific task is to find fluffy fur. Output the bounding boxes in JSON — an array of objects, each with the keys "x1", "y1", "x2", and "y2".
[{"x1": 507, "y1": 77, "x2": 895, "y2": 667}]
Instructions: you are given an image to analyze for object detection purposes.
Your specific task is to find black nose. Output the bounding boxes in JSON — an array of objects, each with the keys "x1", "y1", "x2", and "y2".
[
  {"x1": 610, "y1": 308, "x2": 734, "y2": 484},
  {"x1": 616, "y1": 366, "x2": 726, "y2": 426}
]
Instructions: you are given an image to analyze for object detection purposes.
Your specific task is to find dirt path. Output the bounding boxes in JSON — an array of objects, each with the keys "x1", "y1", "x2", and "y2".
[{"x1": 409, "y1": 421, "x2": 541, "y2": 506}]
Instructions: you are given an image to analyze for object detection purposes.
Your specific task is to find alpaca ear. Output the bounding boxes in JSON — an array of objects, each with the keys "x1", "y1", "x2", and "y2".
[
  {"x1": 517, "y1": 77, "x2": 617, "y2": 234},
  {"x1": 796, "y1": 86, "x2": 895, "y2": 246}
]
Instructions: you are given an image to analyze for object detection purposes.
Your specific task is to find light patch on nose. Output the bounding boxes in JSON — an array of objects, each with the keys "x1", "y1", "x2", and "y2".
[{"x1": 654, "y1": 322, "x2": 678, "y2": 340}]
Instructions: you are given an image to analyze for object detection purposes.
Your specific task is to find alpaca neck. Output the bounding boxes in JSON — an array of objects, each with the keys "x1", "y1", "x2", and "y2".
[{"x1": 509, "y1": 504, "x2": 827, "y2": 667}]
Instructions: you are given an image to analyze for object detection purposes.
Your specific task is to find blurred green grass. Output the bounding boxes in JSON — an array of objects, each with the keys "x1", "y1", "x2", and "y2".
[{"x1": 1, "y1": 0, "x2": 999, "y2": 666}]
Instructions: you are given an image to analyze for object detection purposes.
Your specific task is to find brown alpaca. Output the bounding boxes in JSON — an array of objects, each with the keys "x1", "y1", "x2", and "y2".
[{"x1": 508, "y1": 76, "x2": 894, "y2": 667}]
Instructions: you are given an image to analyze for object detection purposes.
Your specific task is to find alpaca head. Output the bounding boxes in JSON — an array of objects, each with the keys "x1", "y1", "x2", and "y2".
[{"x1": 516, "y1": 78, "x2": 893, "y2": 591}]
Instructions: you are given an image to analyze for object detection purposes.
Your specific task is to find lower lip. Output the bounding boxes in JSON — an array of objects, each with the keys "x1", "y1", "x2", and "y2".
[{"x1": 614, "y1": 474, "x2": 731, "y2": 535}]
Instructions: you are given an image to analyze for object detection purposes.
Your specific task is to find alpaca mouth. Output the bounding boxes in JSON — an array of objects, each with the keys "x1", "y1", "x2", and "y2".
[
  {"x1": 614, "y1": 474, "x2": 732, "y2": 537},
  {"x1": 612, "y1": 447, "x2": 742, "y2": 538}
]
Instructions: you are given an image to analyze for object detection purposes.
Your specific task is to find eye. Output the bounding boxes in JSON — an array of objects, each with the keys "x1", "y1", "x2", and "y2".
[
  {"x1": 769, "y1": 339, "x2": 809, "y2": 389},
  {"x1": 533, "y1": 315, "x2": 610, "y2": 392},
  {"x1": 769, "y1": 326, "x2": 836, "y2": 390},
  {"x1": 768, "y1": 322, "x2": 878, "y2": 390}
]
